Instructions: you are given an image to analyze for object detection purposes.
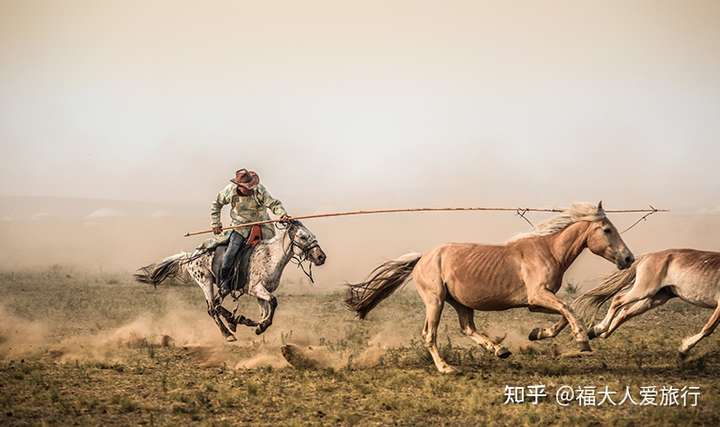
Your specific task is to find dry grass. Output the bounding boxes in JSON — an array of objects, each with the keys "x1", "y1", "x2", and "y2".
[{"x1": 1, "y1": 266, "x2": 719, "y2": 426}]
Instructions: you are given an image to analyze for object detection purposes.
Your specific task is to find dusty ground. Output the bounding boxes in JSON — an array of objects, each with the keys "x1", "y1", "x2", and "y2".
[{"x1": 1, "y1": 267, "x2": 719, "y2": 426}]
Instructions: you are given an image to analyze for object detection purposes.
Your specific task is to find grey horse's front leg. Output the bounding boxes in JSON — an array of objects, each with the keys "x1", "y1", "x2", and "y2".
[{"x1": 255, "y1": 296, "x2": 278, "y2": 335}]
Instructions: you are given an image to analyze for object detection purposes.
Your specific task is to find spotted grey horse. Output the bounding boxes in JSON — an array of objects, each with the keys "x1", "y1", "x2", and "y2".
[{"x1": 135, "y1": 220, "x2": 326, "y2": 341}]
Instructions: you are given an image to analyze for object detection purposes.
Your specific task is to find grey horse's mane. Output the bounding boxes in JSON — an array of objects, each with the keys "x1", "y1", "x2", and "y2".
[{"x1": 508, "y1": 203, "x2": 606, "y2": 242}]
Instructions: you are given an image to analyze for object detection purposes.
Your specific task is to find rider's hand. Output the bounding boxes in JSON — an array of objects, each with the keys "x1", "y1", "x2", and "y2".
[
  {"x1": 212, "y1": 225, "x2": 223, "y2": 235},
  {"x1": 281, "y1": 214, "x2": 291, "y2": 221}
]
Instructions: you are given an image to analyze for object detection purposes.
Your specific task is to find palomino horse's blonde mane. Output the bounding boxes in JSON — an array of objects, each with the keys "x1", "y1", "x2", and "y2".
[{"x1": 508, "y1": 202, "x2": 606, "y2": 242}]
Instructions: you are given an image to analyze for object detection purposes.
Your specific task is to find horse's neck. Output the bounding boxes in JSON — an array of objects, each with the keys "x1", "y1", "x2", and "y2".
[
  {"x1": 544, "y1": 221, "x2": 590, "y2": 270},
  {"x1": 264, "y1": 230, "x2": 295, "y2": 278}
]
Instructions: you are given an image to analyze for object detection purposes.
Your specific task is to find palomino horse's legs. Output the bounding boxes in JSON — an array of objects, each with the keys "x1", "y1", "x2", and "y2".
[
  {"x1": 529, "y1": 316, "x2": 569, "y2": 341},
  {"x1": 527, "y1": 289, "x2": 591, "y2": 351},
  {"x1": 592, "y1": 267, "x2": 659, "y2": 338},
  {"x1": 415, "y1": 276, "x2": 456, "y2": 373},
  {"x1": 447, "y1": 298, "x2": 511, "y2": 358},
  {"x1": 422, "y1": 295, "x2": 454, "y2": 373},
  {"x1": 593, "y1": 291, "x2": 673, "y2": 339},
  {"x1": 679, "y1": 303, "x2": 720, "y2": 357}
]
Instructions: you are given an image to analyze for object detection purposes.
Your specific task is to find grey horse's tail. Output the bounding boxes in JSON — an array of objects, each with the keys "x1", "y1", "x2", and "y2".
[
  {"x1": 345, "y1": 253, "x2": 422, "y2": 319},
  {"x1": 572, "y1": 259, "x2": 641, "y2": 323},
  {"x1": 134, "y1": 253, "x2": 187, "y2": 287}
]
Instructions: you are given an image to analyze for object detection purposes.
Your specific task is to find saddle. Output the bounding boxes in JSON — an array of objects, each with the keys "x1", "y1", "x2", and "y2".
[{"x1": 210, "y1": 225, "x2": 263, "y2": 295}]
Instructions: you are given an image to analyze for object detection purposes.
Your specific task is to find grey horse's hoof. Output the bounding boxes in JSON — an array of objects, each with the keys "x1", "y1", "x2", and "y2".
[
  {"x1": 255, "y1": 323, "x2": 270, "y2": 335},
  {"x1": 225, "y1": 335, "x2": 237, "y2": 342},
  {"x1": 495, "y1": 347, "x2": 512, "y2": 359},
  {"x1": 528, "y1": 328, "x2": 542, "y2": 341},
  {"x1": 578, "y1": 341, "x2": 592, "y2": 352}
]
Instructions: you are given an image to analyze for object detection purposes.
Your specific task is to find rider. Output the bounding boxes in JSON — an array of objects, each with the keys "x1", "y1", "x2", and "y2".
[{"x1": 210, "y1": 168, "x2": 290, "y2": 298}]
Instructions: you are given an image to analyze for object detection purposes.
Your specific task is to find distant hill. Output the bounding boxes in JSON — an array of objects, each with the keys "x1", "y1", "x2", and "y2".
[{"x1": 0, "y1": 196, "x2": 205, "y2": 221}]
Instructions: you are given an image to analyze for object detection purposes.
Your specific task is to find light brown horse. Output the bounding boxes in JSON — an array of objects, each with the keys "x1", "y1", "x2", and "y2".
[
  {"x1": 574, "y1": 248, "x2": 720, "y2": 359},
  {"x1": 345, "y1": 202, "x2": 634, "y2": 373}
]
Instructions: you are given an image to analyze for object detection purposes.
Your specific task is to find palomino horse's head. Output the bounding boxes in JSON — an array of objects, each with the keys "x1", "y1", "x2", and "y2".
[
  {"x1": 585, "y1": 201, "x2": 635, "y2": 269},
  {"x1": 287, "y1": 220, "x2": 326, "y2": 266}
]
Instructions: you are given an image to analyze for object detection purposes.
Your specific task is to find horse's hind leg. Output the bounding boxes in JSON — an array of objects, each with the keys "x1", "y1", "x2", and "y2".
[
  {"x1": 189, "y1": 259, "x2": 236, "y2": 341},
  {"x1": 594, "y1": 290, "x2": 673, "y2": 339},
  {"x1": 414, "y1": 268, "x2": 455, "y2": 373},
  {"x1": 592, "y1": 265, "x2": 661, "y2": 338},
  {"x1": 214, "y1": 300, "x2": 259, "y2": 330},
  {"x1": 448, "y1": 298, "x2": 511, "y2": 359},
  {"x1": 529, "y1": 317, "x2": 568, "y2": 342},
  {"x1": 679, "y1": 303, "x2": 720, "y2": 358},
  {"x1": 207, "y1": 304, "x2": 235, "y2": 341}
]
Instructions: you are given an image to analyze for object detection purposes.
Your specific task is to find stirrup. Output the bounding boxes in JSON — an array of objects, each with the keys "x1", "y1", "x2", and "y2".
[{"x1": 215, "y1": 281, "x2": 230, "y2": 303}]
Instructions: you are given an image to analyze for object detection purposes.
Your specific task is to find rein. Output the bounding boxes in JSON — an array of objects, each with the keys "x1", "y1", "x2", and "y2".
[{"x1": 278, "y1": 222, "x2": 318, "y2": 284}]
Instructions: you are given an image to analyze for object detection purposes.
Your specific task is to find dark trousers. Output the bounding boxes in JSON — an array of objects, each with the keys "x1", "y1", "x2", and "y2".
[{"x1": 219, "y1": 231, "x2": 246, "y2": 285}]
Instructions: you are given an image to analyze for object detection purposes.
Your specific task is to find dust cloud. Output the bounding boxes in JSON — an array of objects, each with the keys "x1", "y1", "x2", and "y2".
[{"x1": 0, "y1": 304, "x2": 47, "y2": 359}]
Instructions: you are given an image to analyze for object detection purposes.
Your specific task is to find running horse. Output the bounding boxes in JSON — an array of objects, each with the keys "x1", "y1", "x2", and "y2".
[
  {"x1": 574, "y1": 248, "x2": 720, "y2": 359},
  {"x1": 135, "y1": 220, "x2": 326, "y2": 341},
  {"x1": 345, "y1": 202, "x2": 634, "y2": 373}
]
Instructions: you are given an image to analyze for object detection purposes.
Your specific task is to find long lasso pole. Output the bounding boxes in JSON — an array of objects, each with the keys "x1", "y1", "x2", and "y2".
[{"x1": 183, "y1": 205, "x2": 667, "y2": 237}]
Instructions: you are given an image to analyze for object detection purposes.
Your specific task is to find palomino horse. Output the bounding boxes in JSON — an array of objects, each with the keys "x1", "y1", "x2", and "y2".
[
  {"x1": 345, "y1": 202, "x2": 634, "y2": 373},
  {"x1": 574, "y1": 248, "x2": 720, "y2": 359},
  {"x1": 135, "y1": 220, "x2": 326, "y2": 341}
]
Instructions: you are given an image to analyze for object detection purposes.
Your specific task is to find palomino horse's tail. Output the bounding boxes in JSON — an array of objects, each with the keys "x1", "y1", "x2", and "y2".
[
  {"x1": 345, "y1": 253, "x2": 422, "y2": 319},
  {"x1": 572, "y1": 259, "x2": 641, "y2": 323},
  {"x1": 134, "y1": 253, "x2": 187, "y2": 287}
]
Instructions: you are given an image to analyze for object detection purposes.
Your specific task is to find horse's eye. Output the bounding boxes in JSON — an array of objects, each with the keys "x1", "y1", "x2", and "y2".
[{"x1": 603, "y1": 228, "x2": 612, "y2": 234}]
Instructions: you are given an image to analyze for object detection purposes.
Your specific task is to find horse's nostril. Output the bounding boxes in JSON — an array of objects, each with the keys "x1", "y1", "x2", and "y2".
[{"x1": 624, "y1": 256, "x2": 633, "y2": 265}]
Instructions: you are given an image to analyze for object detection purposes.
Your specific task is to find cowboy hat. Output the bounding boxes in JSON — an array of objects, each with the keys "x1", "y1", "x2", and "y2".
[{"x1": 230, "y1": 168, "x2": 260, "y2": 191}]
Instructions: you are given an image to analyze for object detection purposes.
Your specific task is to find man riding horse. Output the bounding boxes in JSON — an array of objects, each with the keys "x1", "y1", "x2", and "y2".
[{"x1": 210, "y1": 168, "x2": 290, "y2": 299}]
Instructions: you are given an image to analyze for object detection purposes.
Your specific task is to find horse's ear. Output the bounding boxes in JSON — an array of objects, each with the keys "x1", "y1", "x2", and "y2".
[{"x1": 597, "y1": 200, "x2": 603, "y2": 211}]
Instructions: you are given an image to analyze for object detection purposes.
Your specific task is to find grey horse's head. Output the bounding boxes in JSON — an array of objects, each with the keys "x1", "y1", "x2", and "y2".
[{"x1": 287, "y1": 220, "x2": 326, "y2": 266}]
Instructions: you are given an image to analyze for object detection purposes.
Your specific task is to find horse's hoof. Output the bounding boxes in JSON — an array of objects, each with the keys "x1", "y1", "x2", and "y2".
[
  {"x1": 225, "y1": 335, "x2": 237, "y2": 342},
  {"x1": 439, "y1": 365, "x2": 459, "y2": 374},
  {"x1": 495, "y1": 347, "x2": 512, "y2": 359},
  {"x1": 578, "y1": 341, "x2": 592, "y2": 352},
  {"x1": 528, "y1": 328, "x2": 542, "y2": 341},
  {"x1": 255, "y1": 324, "x2": 268, "y2": 335}
]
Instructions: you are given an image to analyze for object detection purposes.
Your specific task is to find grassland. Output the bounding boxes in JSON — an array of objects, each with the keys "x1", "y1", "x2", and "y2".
[{"x1": 1, "y1": 267, "x2": 719, "y2": 426}]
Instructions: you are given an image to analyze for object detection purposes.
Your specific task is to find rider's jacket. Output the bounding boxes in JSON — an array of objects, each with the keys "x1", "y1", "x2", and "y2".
[{"x1": 210, "y1": 183, "x2": 287, "y2": 240}]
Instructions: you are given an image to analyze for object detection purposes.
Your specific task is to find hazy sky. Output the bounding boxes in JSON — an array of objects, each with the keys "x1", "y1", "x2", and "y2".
[{"x1": 1, "y1": 0, "x2": 719, "y2": 213}]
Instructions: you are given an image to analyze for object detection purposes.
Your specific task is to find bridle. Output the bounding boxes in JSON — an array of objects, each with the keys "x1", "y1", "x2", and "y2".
[{"x1": 278, "y1": 221, "x2": 320, "y2": 284}]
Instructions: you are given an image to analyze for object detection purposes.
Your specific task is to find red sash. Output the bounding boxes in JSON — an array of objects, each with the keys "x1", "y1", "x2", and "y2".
[{"x1": 247, "y1": 224, "x2": 263, "y2": 246}]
